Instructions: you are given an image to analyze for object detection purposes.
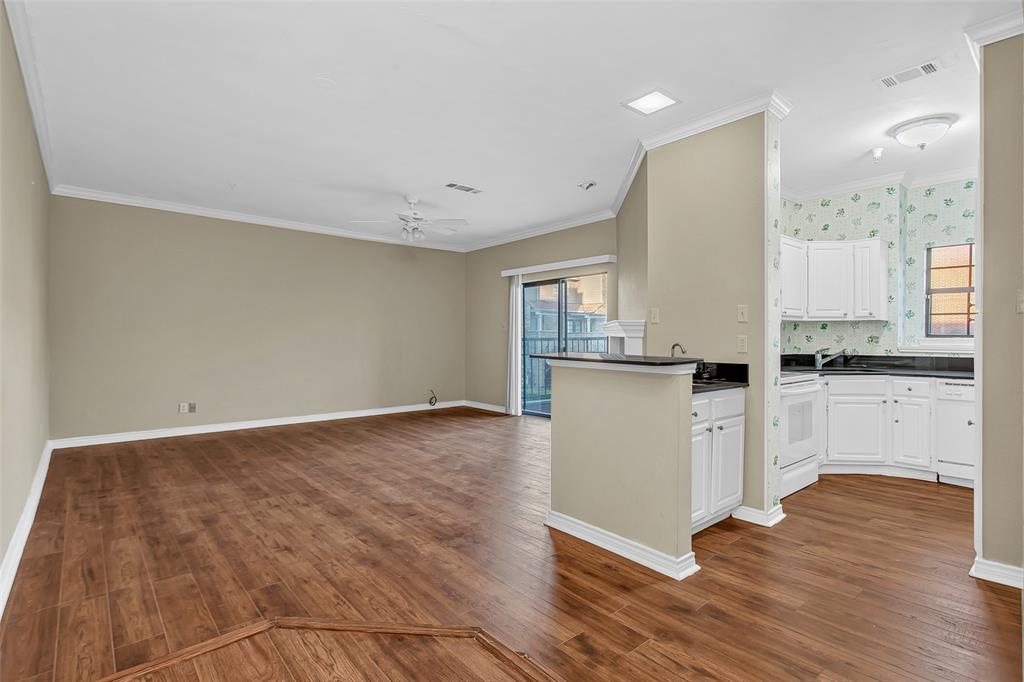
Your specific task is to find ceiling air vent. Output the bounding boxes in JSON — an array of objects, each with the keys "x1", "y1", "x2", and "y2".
[
  {"x1": 445, "y1": 182, "x2": 482, "y2": 194},
  {"x1": 876, "y1": 60, "x2": 942, "y2": 89}
]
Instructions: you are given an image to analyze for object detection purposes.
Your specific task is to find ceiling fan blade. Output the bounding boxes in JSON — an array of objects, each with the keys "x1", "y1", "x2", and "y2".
[
  {"x1": 349, "y1": 220, "x2": 392, "y2": 224},
  {"x1": 430, "y1": 219, "x2": 468, "y2": 228}
]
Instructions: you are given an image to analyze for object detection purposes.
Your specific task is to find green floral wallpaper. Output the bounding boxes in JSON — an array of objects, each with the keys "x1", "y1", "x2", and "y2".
[
  {"x1": 781, "y1": 185, "x2": 901, "y2": 354},
  {"x1": 781, "y1": 178, "x2": 976, "y2": 356},
  {"x1": 901, "y1": 179, "x2": 977, "y2": 346}
]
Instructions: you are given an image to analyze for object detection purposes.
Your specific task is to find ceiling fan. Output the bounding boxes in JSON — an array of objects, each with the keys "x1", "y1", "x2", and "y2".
[{"x1": 351, "y1": 195, "x2": 468, "y2": 242}]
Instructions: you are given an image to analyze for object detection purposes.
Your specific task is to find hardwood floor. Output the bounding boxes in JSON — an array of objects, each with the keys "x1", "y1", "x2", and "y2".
[{"x1": 1, "y1": 407, "x2": 1019, "y2": 681}]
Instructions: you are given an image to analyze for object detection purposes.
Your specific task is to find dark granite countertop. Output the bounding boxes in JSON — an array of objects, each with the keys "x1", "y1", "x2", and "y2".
[
  {"x1": 781, "y1": 353, "x2": 973, "y2": 380},
  {"x1": 785, "y1": 367, "x2": 974, "y2": 380},
  {"x1": 693, "y1": 380, "x2": 750, "y2": 394},
  {"x1": 532, "y1": 352, "x2": 701, "y2": 366}
]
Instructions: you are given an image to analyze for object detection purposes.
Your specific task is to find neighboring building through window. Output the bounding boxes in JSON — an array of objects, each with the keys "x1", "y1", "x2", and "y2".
[{"x1": 926, "y1": 243, "x2": 975, "y2": 337}]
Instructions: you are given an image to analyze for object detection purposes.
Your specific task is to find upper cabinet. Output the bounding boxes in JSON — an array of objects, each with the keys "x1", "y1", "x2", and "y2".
[{"x1": 781, "y1": 235, "x2": 887, "y2": 321}]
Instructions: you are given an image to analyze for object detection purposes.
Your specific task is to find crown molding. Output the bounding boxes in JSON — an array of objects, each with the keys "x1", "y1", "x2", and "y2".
[
  {"x1": 782, "y1": 171, "x2": 906, "y2": 202},
  {"x1": 965, "y1": 9, "x2": 1024, "y2": 48},
  {"x1": 611, "y1": 140, "x2": 646, "y2": 215},
  {"x1": 4, "y1": 0, "x2": 57, "y2": 189},
  {"x1": 905, "y1": 166, "x2": 977, "y2": 188},
  {"x1": 964, "y1": 10, "x2": 1024, "y2": 71},
  {"x1": 639, "y1": 90, "x2": 791, "y2": 152},
  {"x1": 464, "y1": 209, "x2": 616, "y2": 252},
  {"x1": 52, "y1": 185, "x2": 468, "y2": 252}
]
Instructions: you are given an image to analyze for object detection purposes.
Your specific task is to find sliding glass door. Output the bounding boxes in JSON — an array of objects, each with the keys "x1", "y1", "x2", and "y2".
[{"x1": 521, "y1": 273, "x2": 608, "y2": 416}]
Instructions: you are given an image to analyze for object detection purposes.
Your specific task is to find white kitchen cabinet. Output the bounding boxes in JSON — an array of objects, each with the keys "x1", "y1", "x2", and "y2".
[
  {"x1": 709, "y1": 415, "x2": 745, "y2": 512},
  {"x1": 807, "y1": 242, "x2": 851, "y2": 319},
  {"x1": 691, "y1": 423, "x2": 713, "y2": 524},
  {"x1": 851, "y1": 239, "x2": 886, "y2": 320},
  {"x1": 827, "y1": 395, "x2": 888, "y2": 464},
  {"x1": 781, "y1": 237, "x2": 887, "y2": 321},
  {"x1": 691, "y1": 388, "x2": 745, "y2": 533},
  {"x1": 891, "y1": 396, "x2": 931, "y2": 469},
  {"x1": 780, "y1": 236, "x2": 808, "y2": 319},
  {"x1": 934, "y1": 382, "x2": 977, "y2": 483}
]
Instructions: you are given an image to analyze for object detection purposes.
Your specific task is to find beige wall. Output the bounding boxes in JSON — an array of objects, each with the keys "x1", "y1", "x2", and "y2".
[
  {"x1": 645, "y1": 113, "x2": 768, "y2": 510},
  {"x1": 0, "y1": 3, "x2": 51, "y2": 552},
  {"x1": 549, "y1": 365, "x2": 693, "y2": 557},
  {"x1": 980, "y1": 35, "x2": 1023, "y2": 569},
  {"x1": 464, "y1": 219, "x2": 617, "y2": 407},
  {"x1": 48, "y1": 197, "x2": 467, "y2": 438},
  {"x1": 616, "y1": 157, "x2": 648, "y2": 323}
]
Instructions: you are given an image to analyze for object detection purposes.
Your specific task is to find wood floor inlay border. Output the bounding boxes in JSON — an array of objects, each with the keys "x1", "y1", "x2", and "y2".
[{"x1": 97, "y1": 618, "x2": 559, "y2": 681}]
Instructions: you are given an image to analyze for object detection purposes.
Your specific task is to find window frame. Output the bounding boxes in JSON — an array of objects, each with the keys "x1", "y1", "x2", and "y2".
[{"x1": 924, "y1": 243, "x2": 975, "y2": 339}]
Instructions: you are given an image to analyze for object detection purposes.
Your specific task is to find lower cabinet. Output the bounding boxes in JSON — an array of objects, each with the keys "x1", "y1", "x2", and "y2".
[
  {"x1": 691, "y1": 423, "x2": 712, "y2": 525},
  {"x1": 826, "y1": 395, "x2": 888, "y2": 464},
  {"x1": 934, "y1": 394, "x2": 977, "y2": 481},
  {"x1": 891, "y1": 396, "x2": 931, "y2": 469},
  {"x1": 710, "y1": 416, "x2": 745, "y2": 511},
  {"x1": 691, "y1": 388, "x2": 745, "y2": 532}
]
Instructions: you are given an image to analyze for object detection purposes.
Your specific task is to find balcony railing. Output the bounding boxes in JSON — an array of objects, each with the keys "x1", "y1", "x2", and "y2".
[{"x1": 522, "y1": 334, "x2": 608, "y2": 413}]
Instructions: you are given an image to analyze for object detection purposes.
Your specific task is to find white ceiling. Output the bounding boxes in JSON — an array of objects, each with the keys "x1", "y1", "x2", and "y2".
[{"x1": 9, "y1": 1, "x2": 1018, "y2": 251}]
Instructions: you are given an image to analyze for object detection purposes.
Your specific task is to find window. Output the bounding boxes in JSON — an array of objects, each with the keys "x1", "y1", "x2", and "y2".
[{"x1": 926, "y1": 243, "x2": 975, "y2": 338}]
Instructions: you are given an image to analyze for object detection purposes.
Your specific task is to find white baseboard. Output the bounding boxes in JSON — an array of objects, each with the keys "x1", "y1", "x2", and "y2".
[
  {"x1": 938, "y1": 475, "x2": 974, "y2": 489},
  {"x1": 462, "y1": 401, "x2": 507, "y2": 414},
  {"x1": 970, "y1": 557, "x2": 1024, "y2": 589},
  {"x1": 819, "y1": 464, "x2": 937, "y2": 482},
  {"x1": 732, "y1": 504, "x2": 786, "y2": 527},
  {"x1": 0, "y1": 441, "x2": 53, "y2": 623},
  {"x1": 48, "y1": 400, "x2": 507, "y2": 449},
  {"x1": 545, "y1": 511, "x2": 700, "y2": 581}
]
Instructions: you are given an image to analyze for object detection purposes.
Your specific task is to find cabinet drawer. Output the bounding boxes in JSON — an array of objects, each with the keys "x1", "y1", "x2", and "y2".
[
  {"x1": 824, "y1": 378, "x2": 888, "y2": 396},
  {"x1": 937, "y1": 381, "x2": 975, "y2": 401},
  {"x1": 711, "y1": 390, "x2": 745, "y2": 420},
  {"x1": 691, "y1": 398, "x2": 711, "y2": 424},
  {"x1": 893, "y1": 379, "x2": 931, "y2": 397}
]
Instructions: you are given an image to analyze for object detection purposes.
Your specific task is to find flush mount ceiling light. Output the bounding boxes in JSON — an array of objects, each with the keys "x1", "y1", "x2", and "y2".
[
  {"x1": 887, "y1": 114, "x2": 958, "y2": 150},
  {"x1": 624, "y1": 90, "x2": 677, "y2": 116}
]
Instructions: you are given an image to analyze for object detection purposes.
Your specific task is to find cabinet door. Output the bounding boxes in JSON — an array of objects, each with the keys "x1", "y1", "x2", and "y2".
[
  {"x1": 710, "y1": 416, "x2": 744, "y2": 513},
  {"x1": 851, "y1": 240, "x2": 885, "y2": 320},
  {"x1": 691, "y1": 423, "x2": 713, "y2": 525},
  {"x1": 781, "y1": 236, "x2": 807, "y2": 319},
  {"x1": 807, "y1": 242, "x2": 851, "y2": 319},
  {"x1": 891, "y1": 397, "x2": 931, "y2": 469},
  {"x1": 934, "y1": 400, "x2": 977, "y2": 467},
  {"x1": 827, "y1": 396, "x2": 888, "y2": 463}
]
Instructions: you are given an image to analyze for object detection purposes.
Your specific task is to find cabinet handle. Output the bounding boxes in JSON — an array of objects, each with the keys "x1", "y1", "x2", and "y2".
[
  {"x1": 967, "y1": 420, "x2": 974, "y2": 426},
  {"x1": 882, "y1": 399, "x2": 887, "y2": 403},
  {"x1": 893, "y1": 399, "x2": 899, "y2": 403},
  {"x1": 706, "y1": 426, "x2": 713, "y2": 432},
  {"x1": 907, "y1": 387, "x2": 912, "y2": 392},
  {"x1": 692, "y1": 411, "x2": 698, "y2": 417},
  {"x1": 894, "y1": 419, "x2": 899, "y2": 423},
  {"x1": 717, "y1": 425, "x2": 724, "y2": 431}
]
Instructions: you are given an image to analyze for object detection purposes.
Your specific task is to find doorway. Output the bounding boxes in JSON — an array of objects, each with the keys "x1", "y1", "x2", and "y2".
[{"x1": 521, "y1": 273, "x2": 608, "y2": 416}]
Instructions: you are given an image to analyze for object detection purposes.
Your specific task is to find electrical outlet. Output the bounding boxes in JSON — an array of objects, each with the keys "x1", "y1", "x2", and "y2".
[
  {"x1": 650, "y1": 307, "x2": 660, "y2": 324},
  {"x1": 737, "y1": 304, "x2": 749, "y2": 323},
  {"x1": 188, "y1": 402, "x2": 197, "y2": 413},
  {"x1": 178, "y1": 402, "x2": 189, "y2": 414},
  {"x1": 736, "y1": 335, "x2": 748, "y2": 353}
]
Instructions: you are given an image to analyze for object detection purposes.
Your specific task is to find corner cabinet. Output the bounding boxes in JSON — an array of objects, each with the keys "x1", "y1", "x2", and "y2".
[
  {"x1": 691, "y1": 388, "x2": 745, "y2": 533},
  {"x1": 781, "y1": 235, "x2": 887, "y2": 321}
]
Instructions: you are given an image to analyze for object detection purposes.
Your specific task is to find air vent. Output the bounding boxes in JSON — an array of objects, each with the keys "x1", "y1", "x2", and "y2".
[
  {"x1": 445, "y1": 182, "x2": 482, "y2": 194},
  {"x1": 876, "y1": 60, "x2": 942, "y2": 89}
]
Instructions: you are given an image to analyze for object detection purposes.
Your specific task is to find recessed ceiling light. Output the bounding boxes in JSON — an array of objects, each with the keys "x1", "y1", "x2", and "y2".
[
  {"x1": 887, "y1": 114, "x2": 958, "y2": 150},
  {"x1": 624, "y1": 90, "x2": 677, "y2": 116}
]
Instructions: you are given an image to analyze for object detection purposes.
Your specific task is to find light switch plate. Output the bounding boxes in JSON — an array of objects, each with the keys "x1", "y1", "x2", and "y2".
[
  {"x1": 650, "y1": 307, "x2": 661, "y2": 324},
  {"x1": 736, "y1": 335, "x2": 748, "y2": 353},
  {"x1": 737, "y1": 304, "x2": 749, "y2": 323}
]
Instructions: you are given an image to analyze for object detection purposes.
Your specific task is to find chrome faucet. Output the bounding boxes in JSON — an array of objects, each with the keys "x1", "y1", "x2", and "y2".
[
  {"x1": 671, "y1": 342, "x2": 687, "y2": 357},
  {"x1": 814, "y1": 347, "x2": 846, "y2": 370}
]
